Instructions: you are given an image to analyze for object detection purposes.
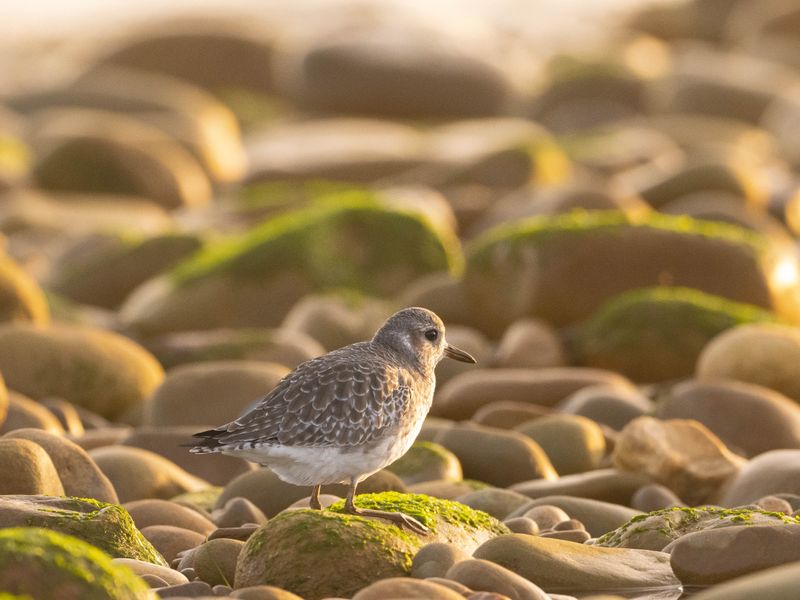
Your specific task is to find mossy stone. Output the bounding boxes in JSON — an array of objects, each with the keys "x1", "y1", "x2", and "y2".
[
  {"x1": 385, "y1": 441, "x2": 463, "y2": 485},
  {"x1": 464, "y1": 209, "x2": 794, "y2": 335},
  {"x1": 594, "y1": 506, "x2": 800, "y2": 551},
  {"x1": 0, "y1": 495, "x2": 168, "y2": 566},
  {"x1": 122, "y1": 194, "x2": 460, "y2": 334},
  {"x1": 0, "y1": 527, "x2": 151, "y2": 600},
  {"x1": 235, "y1": 492, "x2": 508, "y2": 599},
  {"x1": 575, "y1": 286, "x2": 775, "y2": 382},
  {"x1": 0, "y1": 323, "x2": 164, "y2": 420}
]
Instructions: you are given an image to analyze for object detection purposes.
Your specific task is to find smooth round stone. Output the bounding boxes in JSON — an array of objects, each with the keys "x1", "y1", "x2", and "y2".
[
  {"x1": 192, "y1": 538, "x2": 243, "y2": 587},
  {"x1": 4, "y1": 428, "x2": 117, "y2": 502},
  {"x1": 473, "y1": 534, "x2": 677, "y2": 592},
  {"x1": 519, "y1": 505, "x2": 570, "y2": 531},
  {"x1": 425, "y1": 577, "x2": 473, "y2": 596},
  {"x1": 290, "y1": 29, "x2": 510, "y2": 119},
  {"x1": 411, "y1": 542, "x2": 471, "y2": 579},
  {"x1": 143, "y1": 360, "x2": 289, "y2": 427},
  {"x1": 612, "y1": 416, "x2": 744, "y2": 505},
  {"x1": 755, "y1": 495, "x2": 793, "y2": 514},
  {"x1": 514, "y1": 414, "x2": 606, "y2": 475},
  {"x1": 408, "y1": 479, "x2": 489, "y2": 500},
  {"x1": 112, "y1": 558, "x2": 188, "y2": 586},
  {"x1": 554, "y1": 519, "x2": 586, "y2": 531},
  {"x1": 719, "y1": 450, "x2": 800, "y2": 506},
  {"x1": 558, "y1": 384, "x2": 652, "y2": 431},
  {"x1": 155, "y1": 580, "x2": 213, "y2": 597},
  {"x1": 491, "y1": 319, "x2": 567, "y2": 369},
  {"x1": 658, "y1": 379, "x2": 800, "y2": 457},
  {"x1": 454, "y1": 488, "x2": 532, "y2": 521},
  {"x1": 433, "y1": 368, "x2": 633, "y2": 420},
  {"x1": 212, "y1": 497, "x2": 268, "y2": 528},
  {"x1": 125, "y1": 499, "x2": 216, "y2": 535},
  {"x1": 0, "y1": 438, "x2": 64, "y2": 495},
  {"x1": 688, "y1": 562, "x2": 800, "y2": 600},
  {"x1": 470, "y1": 401, "x2": 554, "y2": 430},
  {"x1": 208, "y1": 524, "x2": 260, "y2": 542},
  {"x1": 510, "y1": 468, "x2": 650, "y2": 506},
  {"x1": 502, "y1": 517, "x2": 539, "y2": 535},
  {"x1": 141, "y1": 525, "x2": 206, "y2": 564},
  {"x1": 540, "y1": 529, "x2": 591, "y2": 543},
  {"x1": 446, "y1": 558, "x2": 549, "y2": 600},
  {"x1": 631, "y1": 484, "x2": 686, "y2": 512},
  {"x1": 510, "y1": 496, "x2": 642, "y2": 538},
  {"x1": 141, "y1": 574, "x2": 169, "y2": 588},
  {"x1": 0, "y1": 323, "x2": 164, "y2": 421},
  {"x1": 697, "y1": 324, "x2": 800, "y2": 403},
  {"x1": 120, "y1": 426, "x2": 257, "y2": 486},
  {"x1": 668, "y1": 524, "x2": 800, "y2": 585},
  {"x1": 432, "y1": 423, "x2": 557, "y2": 487},
  {"x1": 351, "y1": 577, "x2": 466, "y2": 600},
  {"x1": 92, "y1": 446, "x2": 209, "y2": 503},
  {"x1": 0, "y1": 391, "x2": 65, "y2": 434}
]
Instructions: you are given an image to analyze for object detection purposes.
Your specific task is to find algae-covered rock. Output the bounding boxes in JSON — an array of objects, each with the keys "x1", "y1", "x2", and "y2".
[
  {"x1": 0, "y1": 255, "x2": 49, "y2": 325},
  {"x1": 385, "y1": 441, "x2": 463, "y2": 485},
  {"x1": 122, "y1": 195, "x2": 460, "y2": 334},
  {"x1": 463, "y1": 210, "x2": 798, "y2": 335},
  {"x1": 0, "y1": 323, "x2": 164, "y2": 420},
  {"x1": 0, "y1": 527, "x2": 152, "y2": 600},
  {"x1": 235, "y1": 492, "x2": 508, "y2": 599},
  {"x1": 594, "y1": 506, "x2": 800, "y2": 551},
  {"x1": 0, "y1": 495, "x2": 168, "y2": 566},
  {"x1": 575, "y1": 286, "x2": 775, "y2": 382},
  {"x1": 48, "y1": 232, "x2": 202, "y2": 309}
]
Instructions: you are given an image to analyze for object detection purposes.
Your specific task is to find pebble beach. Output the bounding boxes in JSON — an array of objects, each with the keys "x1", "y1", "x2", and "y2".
[{"x1": 3, "y1": 0, "x2": 800, "y2": 599}]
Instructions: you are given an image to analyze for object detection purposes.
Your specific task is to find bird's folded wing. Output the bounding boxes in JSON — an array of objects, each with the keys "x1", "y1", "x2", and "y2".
[{"x1": 203, "y1": 358, "x2": 412, "y2": 448}]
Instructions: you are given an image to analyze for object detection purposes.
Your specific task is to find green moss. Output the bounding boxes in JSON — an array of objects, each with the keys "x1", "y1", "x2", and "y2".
[
  {"x1": 13, "y1": 497, "x2": 167, "y2": 567},
  {"x1": 575, "y1": 286, "x2": 776, "y2": 380},
  {"x1": 468, "y1": 210, "x2": 765, "y2": 273},
  {"x1": 168, "y1": 192, "x2": 461, "y2": 294},
  {"x1": 596, "y1": 506, "x2": 800, "y2": 547},
  {"x1": 0, "y1": 527, "x2": 150, "y2": 600},
  {"x1": 327, "y1": 491, "x2": 509, "y2": 536}
]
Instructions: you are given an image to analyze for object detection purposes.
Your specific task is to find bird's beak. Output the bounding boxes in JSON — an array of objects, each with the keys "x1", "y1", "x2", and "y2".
[{"x1": 444, "y1": 344, "x2": 477, "y2": 364}]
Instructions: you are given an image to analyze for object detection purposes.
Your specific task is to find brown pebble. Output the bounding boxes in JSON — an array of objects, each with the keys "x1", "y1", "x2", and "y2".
[
  {"x1": 208, "y1": 523, "x2": 260, "y2": 542},
  {"x1": 755, "y1": 495, "x2": 793, "y2": 514},
  {"x1": 155, "y1": 580, "x2": 212, "y2": 597},
  {"x1": 502, "y1": 517, "x2": 539, "y2": 535},
  {"x1": 540, "y1": 529, "x2": 591, "y2": 543},
  {"x1": 522, "y1": 505, "x2": 570, "y2": 530},
  {"x1": 554, "y1": 519, "x2": 586, "y2": 532}
]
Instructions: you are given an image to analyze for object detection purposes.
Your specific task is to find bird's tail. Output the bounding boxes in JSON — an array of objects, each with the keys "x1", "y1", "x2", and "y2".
[{"x1": 183, "y1": 428, "x2": 225, "y2": 454}]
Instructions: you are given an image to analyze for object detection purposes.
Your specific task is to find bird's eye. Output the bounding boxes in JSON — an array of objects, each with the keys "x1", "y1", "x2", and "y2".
[{"x1": 424, "y1": 329, "x2": 439, "y2": 342}]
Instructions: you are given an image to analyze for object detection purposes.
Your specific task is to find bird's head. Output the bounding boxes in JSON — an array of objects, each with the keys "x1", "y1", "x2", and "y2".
[{"x1": 373, "y1": 306, "x2": 476, "y2": 372}]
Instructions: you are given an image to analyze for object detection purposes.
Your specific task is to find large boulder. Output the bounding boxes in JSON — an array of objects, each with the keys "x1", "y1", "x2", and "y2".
[
  {"x1": 121, "y1": 196, "x2": 460, "y2": 334},
  {"x1": 595, "y1": 506, "x2": 800, "y2": 551},
  {"x1": 0, "y1": 527, "x2": 152, "y2": 600},
  {"x1": 234, "y1": 492, "x2": 508, "y2": 599},
  {"x1": 463, "y1": 210, "x2": 799, "y2": 335},
  {"x1": 143, "y1": 360, "x2": 288, "y2": 427},
  {"x1": 575, "y1": 286, "x2": 775, "y2": 382},
  {"x1": 0, "y1": 495, "x2": 167, "y2": 565},
  {"x1": 0, "y1": 323, "x2": 164, "y2": 420}
]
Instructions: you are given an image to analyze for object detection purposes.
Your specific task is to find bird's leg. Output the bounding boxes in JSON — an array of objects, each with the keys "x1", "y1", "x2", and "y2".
[
  {"x1": 309, "y1": 485, "x2": 322, "y2": 510},
  {"x1": 342, "y1": 478, "x2": 428, "y2": 535}
]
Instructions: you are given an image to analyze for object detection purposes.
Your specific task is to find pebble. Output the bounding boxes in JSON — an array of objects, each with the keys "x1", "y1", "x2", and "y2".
[
  {"x1": 510, "y1": 468, "x2": 649, "y2": 506},
  {"x1": 446, "y1": 558, "x2": 550, "y2": 600},
  {"x1": 156, "y1": 580, "x2": 213, "y2": 597},
  {"x1": 539, "y1": 529, "x2": 592, "y2": 543},
  {"x1": 510, "y1": 496, "x2": 641, "y2": 538},
  {"x1": 502, "y1": 517, "x2": 539, "y2": 535},
  {"x1": 208, "y1": 524, "x2": 260, "y2": 542},
  {"x1": 125, "y1": 499, "x2": 217, "y2": 535},
  {"x1": 351, "y1": 577, "x2": 466, "y2": 600},
  {"x1": 719, "y1": 450, "x2": 800, "y2": 506},
  {"x1": 410, "y1": 542, "x2": 470, "y2": 579},
  {"x1": 631, "y1": 484, "x2": 686, "y2": 512},
  {"x1": 519, "y1": 505, "x2": 570, "y2": 531},
  {"x1": 0, "y1": 437, "x2": 64, "y2": 496},
  {"x1": 514, "y1": 414, "x2": 606, "y2": 475},
  {"x1": 212, "y1": 497, "x2": 268, "y2": 528},
  {"x1": 141, "y1": 525, "x2": 206, "y2": 564}
]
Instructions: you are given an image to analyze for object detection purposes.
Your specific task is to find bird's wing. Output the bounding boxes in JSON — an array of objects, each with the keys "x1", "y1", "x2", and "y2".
[{"x1": 197, "y1": 353, "x2": 413, "y2": 449}]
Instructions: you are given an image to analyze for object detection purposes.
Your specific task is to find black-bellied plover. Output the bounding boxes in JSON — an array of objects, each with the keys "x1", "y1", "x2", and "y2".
[{"x1": 189, "y1": 307, "x2": 476, "y2": 533}]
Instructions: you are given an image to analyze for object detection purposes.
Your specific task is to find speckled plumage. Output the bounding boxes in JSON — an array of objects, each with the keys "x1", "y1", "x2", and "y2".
[{"x1": 189, "y1": 307, "x2": 474, "y2": 493}]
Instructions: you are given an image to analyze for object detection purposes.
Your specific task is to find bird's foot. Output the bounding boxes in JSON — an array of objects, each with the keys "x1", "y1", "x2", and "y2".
[
  {"x1": 309, "y1": 497, "x2": 322, "y2": 510},
  {"x1": 346, "y1": 507, "x2": 429, "y2": 535}
]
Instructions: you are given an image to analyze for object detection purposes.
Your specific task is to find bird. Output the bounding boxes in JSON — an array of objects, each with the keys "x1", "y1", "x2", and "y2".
[{"x1": 189, "y1": 306, "x2": 476, "y2": 534}]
